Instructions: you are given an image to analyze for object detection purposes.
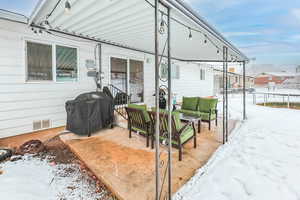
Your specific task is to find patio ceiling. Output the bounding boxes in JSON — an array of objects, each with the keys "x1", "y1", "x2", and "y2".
[{"x1": 29, "y1": 0, "x2": 248, "y2": 62}]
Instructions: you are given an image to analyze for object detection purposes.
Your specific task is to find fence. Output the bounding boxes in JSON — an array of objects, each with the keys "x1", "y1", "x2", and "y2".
[{"x1": 252, "y1": 92, "x2": 300, "y2": 108}]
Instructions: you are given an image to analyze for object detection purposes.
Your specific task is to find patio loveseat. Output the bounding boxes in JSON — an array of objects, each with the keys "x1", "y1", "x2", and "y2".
[{"x1": 175, "y1": 97, "x2": 218, "y2": 130}]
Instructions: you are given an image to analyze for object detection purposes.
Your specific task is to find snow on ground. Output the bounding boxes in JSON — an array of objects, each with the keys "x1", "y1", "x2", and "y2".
[
  {"x1": 0, "y1": 155, "x2": 108, "y2": 200},
  {"x1": 174, "y1": 94, "x2": 300, "y2": 200}
]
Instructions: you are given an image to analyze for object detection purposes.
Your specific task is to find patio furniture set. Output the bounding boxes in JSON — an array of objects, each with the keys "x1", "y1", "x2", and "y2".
[{"x1": 125, "y1": 97, "x2": 218, "y2": 161}]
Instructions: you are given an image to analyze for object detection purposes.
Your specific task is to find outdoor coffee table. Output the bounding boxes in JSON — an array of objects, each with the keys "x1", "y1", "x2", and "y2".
[{"x1": 179, "y1": 113, "x2": 202, "y2": 133}]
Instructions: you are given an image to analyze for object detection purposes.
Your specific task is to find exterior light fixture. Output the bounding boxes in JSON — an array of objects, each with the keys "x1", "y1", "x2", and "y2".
[
  {"x1": 65, "y1": 0, "x2": 71, "y2": 14},
  {"x1": 217, "y1": 49, "x2": 220, "y2": 54},
  {"x1": 204, "y1": 35, "x2": 207, "y2": 43},
  {"x1": 188, "y1": 28, "x2": 192, "y2": 40},
  {"x1": 159, "y1": 20, "x2": 165, "y2": 34},
  {"x1": 159, "y1": 12, "x2": 165, "y2": 34}
]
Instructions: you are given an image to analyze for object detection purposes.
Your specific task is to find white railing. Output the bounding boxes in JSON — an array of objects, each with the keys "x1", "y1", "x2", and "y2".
[{"x1": 252, "y1": 92, "x2": 300, "y2": 108}]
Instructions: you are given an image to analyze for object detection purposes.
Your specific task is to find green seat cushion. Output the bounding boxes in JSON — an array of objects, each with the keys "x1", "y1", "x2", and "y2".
[
  {"x1": 181, "y1": 97, "x2": 199, "y2": 111},
  {"x1": 172, "y1": 126, "x2": 194, "y2": 145},
  {"x1": 198, "y1": 112, "x2": 217, "y2": 121},
  {"x1": 197, "y1": 98, "x2": 218, "y2": 113},
  {"x1": 132, "y1": 127, "x2": 147, "y2": 135},
  {"x1": 128, "y1": 104, "x2": 150, "y2": 122},
  {"x1": 175, "y1": 109, "x2": 216, "y2": 121}
]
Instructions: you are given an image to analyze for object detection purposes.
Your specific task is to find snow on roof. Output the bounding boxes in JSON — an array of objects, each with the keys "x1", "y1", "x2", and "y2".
[{"x1": 0, "y1": 9, "x2": 28, "y2": 23}]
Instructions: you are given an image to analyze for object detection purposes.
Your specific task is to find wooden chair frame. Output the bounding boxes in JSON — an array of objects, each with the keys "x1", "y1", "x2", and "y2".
[
  {"x1": 125, "y1": 107, "x2": 152, "y2": 147},
  {"x1": 148, "y1": 111, "x2": 197, "y2": 161}
]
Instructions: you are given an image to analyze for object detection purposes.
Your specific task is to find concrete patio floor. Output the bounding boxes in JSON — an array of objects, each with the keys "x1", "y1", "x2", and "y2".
[{"x1": 60, "y1": 119, "x2": 237, "y2": 200}]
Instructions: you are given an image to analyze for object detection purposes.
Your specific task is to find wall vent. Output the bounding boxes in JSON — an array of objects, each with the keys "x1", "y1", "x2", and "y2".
[
  {"x1": 42, "y1": 119, "x2": 51, "y2": 129},
  {"x1": 33, "y1": 120, "x2": 42, "y2": 131}
]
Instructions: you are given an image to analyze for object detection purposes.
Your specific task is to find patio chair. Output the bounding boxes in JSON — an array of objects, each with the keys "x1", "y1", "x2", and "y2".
[
  {"x1": 125, "y1": 104, "x2": 152, "y2": 147},
  {"x1": 148, "y1": 110, "x2": 197, "y2": 161}
]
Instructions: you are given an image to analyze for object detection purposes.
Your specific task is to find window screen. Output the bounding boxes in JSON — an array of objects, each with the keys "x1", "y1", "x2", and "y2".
[
  {"x1": 56, "y1": 45, "x2": 78, "y2": 82},
  {"x1": 26, "y1": 41, "x2": 53, "y2": 81}
]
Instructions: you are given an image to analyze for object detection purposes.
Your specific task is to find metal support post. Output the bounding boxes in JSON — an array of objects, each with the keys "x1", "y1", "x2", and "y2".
[
  {"x1": 167, "y1": 7, "x2": 172, "y2": 200},
  {"x1": 154, "y1": 0, "x2": 160, "y2": 199}
]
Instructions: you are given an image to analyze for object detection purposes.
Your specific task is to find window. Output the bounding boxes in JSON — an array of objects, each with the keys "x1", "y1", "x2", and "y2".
[
  {"x1": 200, "y1": 69, "x2": 205, "y2": 80},
  {"x1": 56, "y1": 45, "x2": 78, "y2": 82},
  {"x1": 26, "y1": 41, "x2": 78, "y2": 82},
  {"x1": 26, "y1": 41, "x2": 53, "y2": 81},
  {"x1": 160, "y1": 62, "x2": 180, "y2": 79},
  {"x1": 129, "y1": 59, "x2": 144, "y2": 103}
]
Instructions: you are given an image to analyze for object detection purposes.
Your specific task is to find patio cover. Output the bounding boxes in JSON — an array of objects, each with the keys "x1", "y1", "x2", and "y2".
[{"x1": 29, "y1": 0, "x2": 248, "y2": 62}]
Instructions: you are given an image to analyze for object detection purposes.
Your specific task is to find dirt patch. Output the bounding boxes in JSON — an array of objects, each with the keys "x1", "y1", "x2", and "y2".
[
  {"x1": 11, "y1": 136, "x2": 117, "y2": 200},
  {"x1": 17, "y1": 140, "x2": 45, "y2": 155}
]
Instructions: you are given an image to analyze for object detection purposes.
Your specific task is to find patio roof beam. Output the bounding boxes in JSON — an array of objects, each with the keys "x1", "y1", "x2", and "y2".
[{"x1": 31, "y1": 23, "x2": 245, "y2": 64}]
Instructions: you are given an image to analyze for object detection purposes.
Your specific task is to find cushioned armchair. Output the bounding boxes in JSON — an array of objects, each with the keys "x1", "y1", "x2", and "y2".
[
  {"x1": 176, "y1": 97, "x2": 218, "y2": 130},
  {"x1": 125, "y1": 104, "x2": 152, "y2": 147},
  {"x1": 148, "y1": 110, "x2": 197, "y2": 161}
]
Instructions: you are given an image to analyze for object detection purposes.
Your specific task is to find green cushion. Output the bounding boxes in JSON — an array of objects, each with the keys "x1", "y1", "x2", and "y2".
[
  {"x1": 128, "y1": 104, "x2": 147, "y2": 110},
  {"x1": 176, "y1": 109, "x2": 216, "y2": 121},
  {"x1": 198, "y1": 112, "x2": 216, "y2": 121},
  {"x1": 176, "y1": 109, "x2": 201, "y2": 117},
  {"x1": 197, "y1": 98, "x2": 218, "y2": 113},
  {"x1": 181, "y1": 97, "x2": 198, "y2": 111},
  {"x1": 128, "y1": 104, "x2": 150, "y2": 122},
  {"x1": 151, "y1": 108, "x2": 182, "y2": 131},
  {"x1": 132, "y1": 127, "x2": 147, "y2": 134},
  {"x1": 172, "y1": 126, "x2": 194, "y2": 145}
]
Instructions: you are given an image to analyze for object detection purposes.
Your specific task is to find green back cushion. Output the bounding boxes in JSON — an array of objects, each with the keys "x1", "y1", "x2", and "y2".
[
  {"x1": 128, "y1": 104, "x2": 150, "y2": 121},
  {"x1": 181, "y1": 97, "x2": 198, "y2": 110},
  {"x1": 151, "y1": 108, "x2": 182, "y2": 131},
  {"x1": 198, "y1": 98, "x2": 218, "y2": 112}
]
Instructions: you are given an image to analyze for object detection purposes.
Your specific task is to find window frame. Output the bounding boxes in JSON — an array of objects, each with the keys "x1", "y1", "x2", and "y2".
[
  {"x1": 24, "y1": 39, "x2": 79, "y2": 84},
  {"x1": 109, "y1": 55, "x2": 145, "y2": 104}
]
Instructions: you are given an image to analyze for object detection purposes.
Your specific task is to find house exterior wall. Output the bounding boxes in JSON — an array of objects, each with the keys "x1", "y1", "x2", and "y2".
[
  {"x1": 0, "y1": 19, "x2": 214, "y2": 138},
  {"x1": 0, "y1": 20, "x2": 97, "y2": 138}
]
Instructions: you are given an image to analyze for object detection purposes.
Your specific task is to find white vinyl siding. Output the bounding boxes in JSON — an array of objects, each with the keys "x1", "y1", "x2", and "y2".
[
  {"x1": 0, "y1": 19, "x2": 215, "y2": 138},
  {"x1": 0, "y1": 19, "x2": 95, "y2": 138}
]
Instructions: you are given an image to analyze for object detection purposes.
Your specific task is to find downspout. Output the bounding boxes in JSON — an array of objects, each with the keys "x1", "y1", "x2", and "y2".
[{"x1": 98, "y1": 43, "x2": 103, "y2": 91}]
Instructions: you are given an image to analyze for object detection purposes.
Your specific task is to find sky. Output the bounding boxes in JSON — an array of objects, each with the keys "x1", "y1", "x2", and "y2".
[
  {"x1": 186, "y1": 0, "x2": 300, "y2": 68},
  {"x1": 1, "y1": 0, "x2": 300, "y2": 68}
]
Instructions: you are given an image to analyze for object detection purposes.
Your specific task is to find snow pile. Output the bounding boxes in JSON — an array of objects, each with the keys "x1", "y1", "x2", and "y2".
[
  {"x1": 0, "y1": 155, "x2": 109, "y2": 200},
  {"x1": 174, "y1": 95, "x2": 300, "y2": 200}
]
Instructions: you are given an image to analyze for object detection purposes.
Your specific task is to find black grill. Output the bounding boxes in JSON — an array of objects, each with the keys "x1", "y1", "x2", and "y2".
[{"x1": 65, "y1": 92, "x2": 114, "y2": 136}]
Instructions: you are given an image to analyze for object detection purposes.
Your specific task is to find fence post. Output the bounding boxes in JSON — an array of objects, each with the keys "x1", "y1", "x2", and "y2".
[
  {"x1": 264, "y1": 94, "x2": 266, "y2": 106},
  {"x1": 288, "y1": 94, "x2": 290, "y2": 108}
]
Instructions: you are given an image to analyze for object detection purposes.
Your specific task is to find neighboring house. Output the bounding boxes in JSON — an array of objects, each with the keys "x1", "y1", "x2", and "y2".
[
  {"x1": 0, "y1": 11, "x2": 215, "y2": 138},
  {"x1": 254, "y1": 72, "x2": 295, "y2": 88},
  {"x1": 213, "y1": 69, "x2": 254, "y2": 94}
]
